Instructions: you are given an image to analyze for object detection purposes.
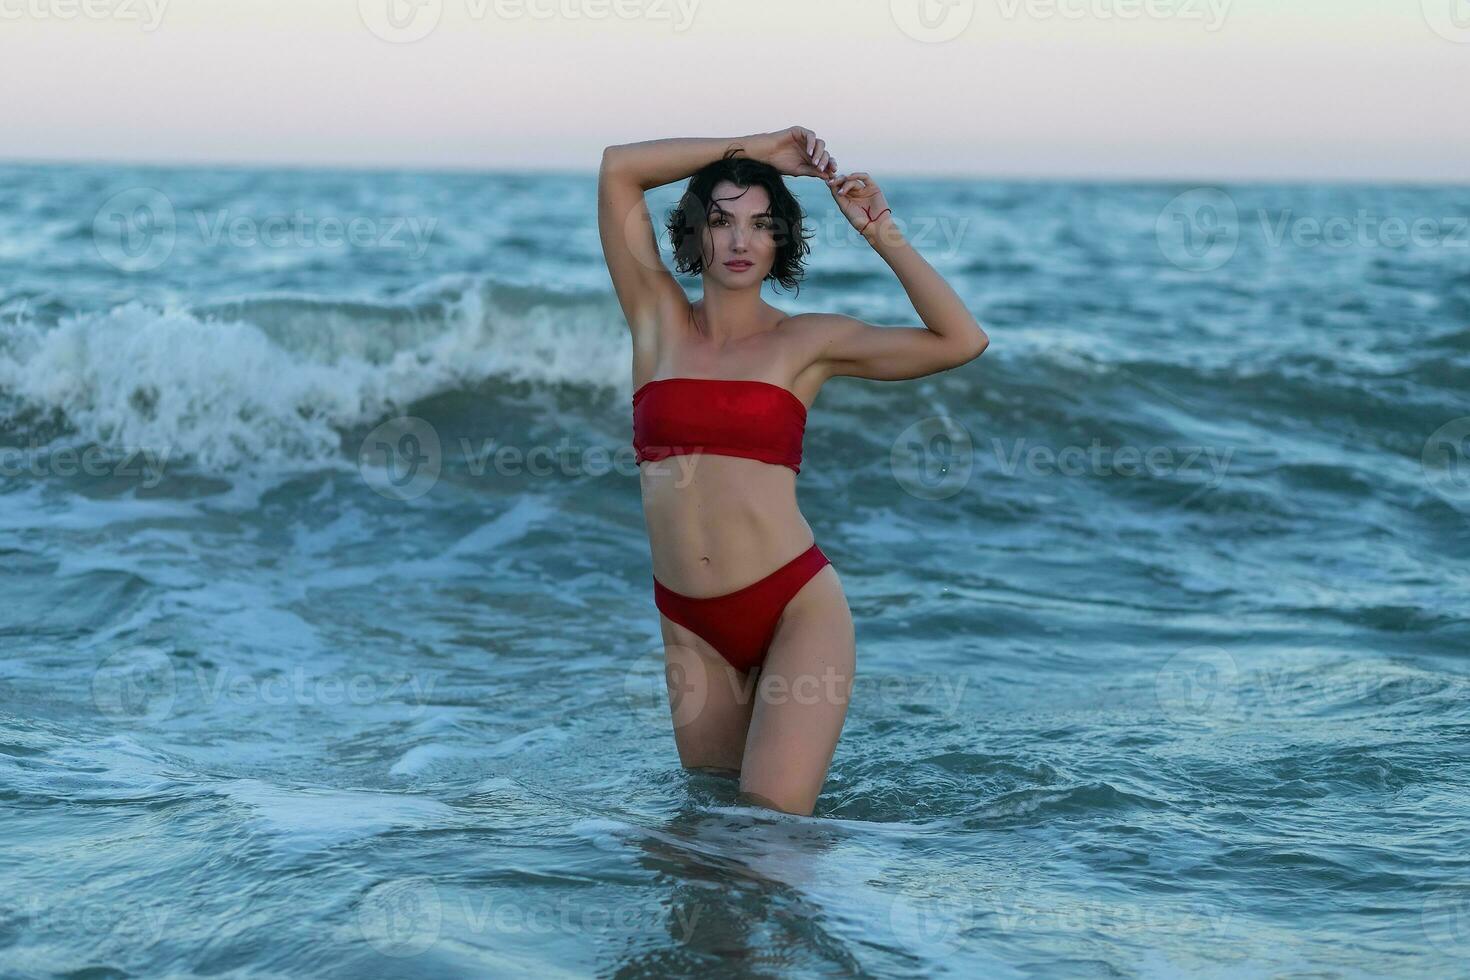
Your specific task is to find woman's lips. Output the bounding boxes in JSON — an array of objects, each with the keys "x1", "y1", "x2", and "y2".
[{"x1": 724, "y1": 260, "x2": 753, "y2": 270}]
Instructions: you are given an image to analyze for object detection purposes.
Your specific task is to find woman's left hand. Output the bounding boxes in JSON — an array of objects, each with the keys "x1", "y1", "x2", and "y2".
[{"x1": 828, "y1": 171, "x2": 893, "y2": 236}]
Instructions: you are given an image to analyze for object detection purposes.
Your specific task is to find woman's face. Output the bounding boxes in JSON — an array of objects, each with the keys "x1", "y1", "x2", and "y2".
[{"x1": 699, "y1": 180, "x2": 776, "y2": 288}]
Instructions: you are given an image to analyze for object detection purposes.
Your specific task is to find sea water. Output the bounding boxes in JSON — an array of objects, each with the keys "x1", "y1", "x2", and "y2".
[{"x1": 1, "y1": 161, "x2": 1467, "y2": 977}]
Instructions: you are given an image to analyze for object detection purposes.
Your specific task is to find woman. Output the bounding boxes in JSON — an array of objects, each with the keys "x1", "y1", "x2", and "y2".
[{"x1": 598, "y1": 125, "x2": 989, "y2": 816}]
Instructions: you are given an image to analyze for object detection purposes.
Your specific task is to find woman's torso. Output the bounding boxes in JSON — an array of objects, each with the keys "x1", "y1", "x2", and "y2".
[{"x1": 635, "y1": 306, "x2": 827, "y2": 597}]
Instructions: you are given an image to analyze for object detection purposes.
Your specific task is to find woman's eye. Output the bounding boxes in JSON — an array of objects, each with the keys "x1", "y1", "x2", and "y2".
[{"x1": 709, "y1": 217, "x2": 769, "y2": 229}]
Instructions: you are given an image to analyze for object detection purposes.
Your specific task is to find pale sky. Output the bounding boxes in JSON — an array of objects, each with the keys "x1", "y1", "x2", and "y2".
[{"x1": 1, "y1": 0, "x2": 1465, "y2": 182}]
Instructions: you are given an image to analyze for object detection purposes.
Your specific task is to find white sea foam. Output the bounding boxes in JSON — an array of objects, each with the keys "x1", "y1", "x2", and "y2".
[
  {"x1": 388, "y1": 742, "x2": 476, "y2": 777},
  {"x1": 0, "y1": 277, "x2": 631, "y2": 470},
  {"x1": 215, "y1": 776, "x2": 458, "y2": 849}
]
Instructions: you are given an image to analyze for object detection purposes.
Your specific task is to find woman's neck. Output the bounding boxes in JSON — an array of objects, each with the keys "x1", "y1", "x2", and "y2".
[{"x1": 692, "y1": 286, "x2": 771, "y2": 347}]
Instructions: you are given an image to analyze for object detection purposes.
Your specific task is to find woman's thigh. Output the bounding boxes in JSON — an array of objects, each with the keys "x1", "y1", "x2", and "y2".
[
  {"x1": 660, "y1": 618, "x2": 762, "y2": 774},
  {"x1": 738, "y1": 565, "x2": 856, "y2": 816}
]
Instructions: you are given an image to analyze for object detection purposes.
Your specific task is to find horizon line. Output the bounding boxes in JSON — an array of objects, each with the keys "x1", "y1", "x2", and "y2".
[{"x1": 2, "y1": 153, "x2": 1465, "y2": 191}]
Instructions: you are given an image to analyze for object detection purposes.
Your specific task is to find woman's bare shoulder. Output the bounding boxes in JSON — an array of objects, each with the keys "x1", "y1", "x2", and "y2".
[{"x1": 775, "y1": 311, "x2": 845, "y2": 390}]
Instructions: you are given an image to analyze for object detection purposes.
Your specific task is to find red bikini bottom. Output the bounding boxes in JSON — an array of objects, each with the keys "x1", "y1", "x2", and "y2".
[{"x1": 653, "y1": 541, "x2": 831, "y2": 673}]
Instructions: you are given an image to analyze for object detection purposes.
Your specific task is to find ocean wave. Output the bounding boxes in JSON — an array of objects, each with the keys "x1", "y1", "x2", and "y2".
[
  {"x1": 0, "y1": 272, "x2": 1445, "y2": 478},
  {"x1": 0, "y1": 277, "x2": 630, "y2": 469}
]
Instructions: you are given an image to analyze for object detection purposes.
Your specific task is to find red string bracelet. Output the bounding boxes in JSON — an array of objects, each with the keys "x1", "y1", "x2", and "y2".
[{"x1": 860, "y1": 205, "x2": 892, "y2": 233}]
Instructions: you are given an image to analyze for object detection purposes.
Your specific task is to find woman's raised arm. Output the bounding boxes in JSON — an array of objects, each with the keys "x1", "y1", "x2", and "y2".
[{"x1": 789, "y1": 169, "x2": 990, "y2": 383}]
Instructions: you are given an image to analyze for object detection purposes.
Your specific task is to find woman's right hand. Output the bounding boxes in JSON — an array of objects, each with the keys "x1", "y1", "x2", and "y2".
[{"x1": 752, "y1": 126, "x2": 839, "y2": 182}]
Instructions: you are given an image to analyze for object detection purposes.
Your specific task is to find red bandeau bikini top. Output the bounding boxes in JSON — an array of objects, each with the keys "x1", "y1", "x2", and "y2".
[{"x1": 632, "y1": 377, "x2": 808, "y2": 473}]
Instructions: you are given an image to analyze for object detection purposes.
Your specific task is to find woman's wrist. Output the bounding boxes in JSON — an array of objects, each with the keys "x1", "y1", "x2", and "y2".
[
  {"x1": 860, "y1": 210, "x2": 900, "y2": 247},
  {"x1": 858, "y1": 205, "x2": 892, "y2": 234},
  {"x1": 739, "y1": 131, "x2": 777, "y2": 163}
]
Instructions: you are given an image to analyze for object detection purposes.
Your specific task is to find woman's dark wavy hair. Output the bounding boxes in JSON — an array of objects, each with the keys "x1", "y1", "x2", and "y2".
[{"x1": 664, "y1": 149, "x2": 811, "y2": 295}]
